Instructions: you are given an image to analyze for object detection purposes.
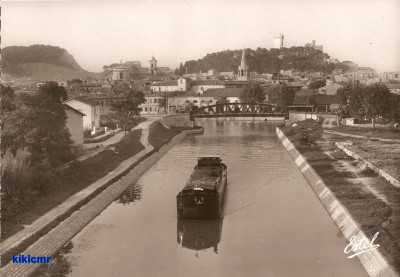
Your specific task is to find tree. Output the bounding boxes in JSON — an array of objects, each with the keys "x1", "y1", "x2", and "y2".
[
  {"x1": 336, "y1": 82, "x2": 365, "y2": 120},
  {"x1": 308, "y1": 79, "x2": 326, "y2": 89},
  {"x1": 240, "y1": 82, "x2": 265, "y2": 103},
  {"x1": 111, "y1": 89, "x2": 145, "y2": 134},
  {"x1": 1, "y1": 84, "x2": 17, "y2": 115},
  {"x1": 2, "y1": 82, "x2": 73, "y2": 166},
  {"x1": 266, "y1": 83, "x2": 295, "y2": 112},
  {"x1": 112, "y1": 81, "x2": 130, "y2": 94},
  {"x1": 363, "y1": 83, "x2": 391, "y2": 127}
]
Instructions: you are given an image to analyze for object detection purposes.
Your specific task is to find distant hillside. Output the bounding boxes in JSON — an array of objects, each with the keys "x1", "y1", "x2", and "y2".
[
  {"x1": 2, "y1": 45, "x2": 101, "y2": 80},
  {"x1": 176, "y1": 47, "x2": 341, "y2": 75}
]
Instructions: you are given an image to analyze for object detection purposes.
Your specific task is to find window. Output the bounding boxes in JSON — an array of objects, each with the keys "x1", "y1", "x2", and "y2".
[
  {"x1": 144, "y1": 107, "x2": 148, "y2": 112},
  {"x1": 149, "y1": 107, "x2": 152, "y2": 112}
]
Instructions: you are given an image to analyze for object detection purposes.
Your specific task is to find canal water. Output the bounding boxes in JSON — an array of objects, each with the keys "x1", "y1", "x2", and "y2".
[{"x1": 36, "y1": 120, "x2": 367, "y2": 277}]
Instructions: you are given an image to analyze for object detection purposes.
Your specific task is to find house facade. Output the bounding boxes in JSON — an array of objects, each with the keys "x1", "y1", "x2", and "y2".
[
  {"x1": 189, "y1": 79, "x2": 225, "y2": 95},
  {"x1": 140, "y1": 91, "x2": 165, "y2": 114},
  {"x1": 64, "y1": 104, "x2": 85, "y2": 145},
  {"x1": 64, "y1": 99, "x2": 100, "y2": 130},
  {"x1": 150, "y1": 77, "x2": 190, "y2": 92}
]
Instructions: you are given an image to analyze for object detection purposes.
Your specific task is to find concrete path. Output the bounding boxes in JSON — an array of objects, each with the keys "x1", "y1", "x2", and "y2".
[
  {"x1": 0, "y1": 119, "x2": 157, "y2": 274},
  {"x1": 83, "y1": 117, "x2": 159, "y2": 149}
]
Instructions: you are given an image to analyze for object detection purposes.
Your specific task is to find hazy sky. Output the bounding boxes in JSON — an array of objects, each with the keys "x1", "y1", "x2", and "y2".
[{"x1": 3, "y1": 0, "x2": 400, "y2": 73}]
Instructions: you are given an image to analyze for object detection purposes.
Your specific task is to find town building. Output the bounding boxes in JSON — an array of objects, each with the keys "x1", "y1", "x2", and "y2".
[
  {"x1": 64, "y1": 98, "x2": 100, "y2": 130},
  {"x1": 289, "y1": 94, "x2": 339, "y2": 113},
  {"x1": 112, "y1": 66, "x2": 130, "y2": 83},
  {"x1": 140, "y1": 91, "x2": 166, "y2": 114},
  {"x1": 219, "y1": 71, "x2": 235, "y2": 79},
  {"x1": 150, "y1": 77, "x2": 190, "y2": 92},
  {"x1": 149, "y1": 56, "x2": 158, "y2": 75},
  {"x1": 318, "y1": 83, "x2": 343, "y2": 95},
  {"x1": 305, "y1": 40, "x2": 323, "y2": 52},
  {"x1": 64, "y1": 104, "x2": 85, "y2": 145},
  {"x1": 190, "y1": 79, "x2": 225, "y2": 95}
]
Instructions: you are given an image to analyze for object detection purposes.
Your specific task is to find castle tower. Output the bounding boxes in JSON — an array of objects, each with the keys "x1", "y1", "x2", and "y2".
[
  {"x1": 237, "y1": 47, "x2": 249, "y2": 81},
  {"x1": 273, "y1": 33, "x2": 284, "y2": 49},
  {"x1": 149, "y1": 55, "x2": 157, "y2": 75}
]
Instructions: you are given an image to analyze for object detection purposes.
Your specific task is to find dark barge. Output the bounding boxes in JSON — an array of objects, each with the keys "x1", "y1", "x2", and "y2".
[{"x1": 176, "y1": 156, "x2": 227, "y2": 219}]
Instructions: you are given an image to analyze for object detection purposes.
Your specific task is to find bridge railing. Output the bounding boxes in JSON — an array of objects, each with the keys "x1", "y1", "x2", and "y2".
[{"x1": 190, "y1": 103, "x2": 285, "y2": 118}]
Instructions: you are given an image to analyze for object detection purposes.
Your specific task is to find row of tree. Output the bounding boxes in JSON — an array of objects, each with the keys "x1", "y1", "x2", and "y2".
[
  {"x1": 175, "y1": 46, "x2": 335, "y2": 75},
  {"x1": 336, "y1": 82, "x2": 400, "y2": 126},
  {"x1": 1, "y1": 82, "x2": 76, "y2": 219},
  {"x1": 2, "y1": 82, "x2": 74, "y2": 166}
]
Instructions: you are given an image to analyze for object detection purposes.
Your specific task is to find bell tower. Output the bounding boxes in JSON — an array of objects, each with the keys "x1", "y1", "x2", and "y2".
[{"x1": 149, "y1": 55, "x2": 158, "y2": 75}]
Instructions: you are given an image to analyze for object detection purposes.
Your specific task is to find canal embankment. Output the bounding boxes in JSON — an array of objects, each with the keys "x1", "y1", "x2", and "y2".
[
  {"x1": 276, "y1": 121, "x2": 400, "y2": 277},
  {"x1": 0, "y1": 120, "x2": 203, "y2": 275}
]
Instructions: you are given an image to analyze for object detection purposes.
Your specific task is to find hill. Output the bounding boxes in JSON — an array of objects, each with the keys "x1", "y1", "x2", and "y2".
[
  {"x1": 2, "y1": 45, "x2": 101, "y2": 80},
  {"x1": 176, "y1": 47, "x2": 339, "y2": 75}
]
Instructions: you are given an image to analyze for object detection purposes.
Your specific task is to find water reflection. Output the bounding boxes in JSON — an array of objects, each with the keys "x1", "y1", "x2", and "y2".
[
  {"x1": 115, "y1": 183, "x2": 143, "y2": 205},
  {"x1": 177, "y1": 219, "x2": 223, "y2": 254}
]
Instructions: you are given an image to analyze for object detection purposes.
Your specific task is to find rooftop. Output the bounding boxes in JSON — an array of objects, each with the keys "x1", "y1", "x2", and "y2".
[
  {"x1": 292, "y1": 94, "x2": 339, "y2": 106},
  {"x1": 190, "y1": 79, "x2": 224, "y2": 86},
  {"x1": 151, "y1": 80, "x2": 178, "y2": 86}
]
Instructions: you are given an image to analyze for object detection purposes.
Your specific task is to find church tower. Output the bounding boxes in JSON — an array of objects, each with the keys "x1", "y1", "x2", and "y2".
[
  {"x1": 237, "y1": 47, "x2": 249, "y2": 81},
  {"x1": 149, "y1": 55, "x2": 158, "y2": 75}
]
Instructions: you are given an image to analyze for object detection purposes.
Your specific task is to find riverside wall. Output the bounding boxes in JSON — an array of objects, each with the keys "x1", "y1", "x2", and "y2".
[
  {"x1": 162, "y1": 114, "x2": 194, "y2": 127},
  {"x1": 276, "y1": 127, "x2": 399, "y2": 277}
]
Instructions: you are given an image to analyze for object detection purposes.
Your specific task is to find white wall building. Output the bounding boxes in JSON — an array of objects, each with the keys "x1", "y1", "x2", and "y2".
[
  {"x1": 64, "y1": 99, "x2": 100, "y2": 130},
  {"x1": 150, "y1": 77, "x2": 190, "y2": 92}
]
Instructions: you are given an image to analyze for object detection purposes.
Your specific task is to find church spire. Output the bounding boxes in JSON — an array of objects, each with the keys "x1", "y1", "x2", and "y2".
[
  {"x1": 240, "y1": 45, "x2": 246, "y2": 67},
  {"x1": 238, "y1": 46, "x2": 248, "y2": 81}
]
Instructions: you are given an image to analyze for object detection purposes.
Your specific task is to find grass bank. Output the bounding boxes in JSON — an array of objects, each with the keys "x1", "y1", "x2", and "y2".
[
  {"x1": 281, "y1": 120, "x2": 400, "y2": 273},
  {"x1": 1, "y1": 129, "x2": 144, "y2": 241},
  {"x1": 331, "y1": 125, "x2": 400, "y2": 140},
  {"x1": 148, "y1": 121, "x2": 202, "y2": 150}
]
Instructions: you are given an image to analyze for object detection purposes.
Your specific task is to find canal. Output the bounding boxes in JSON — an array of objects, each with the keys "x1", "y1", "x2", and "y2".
[{"x1": 36, "y1": 120, "x2": 367, "y2": 277}]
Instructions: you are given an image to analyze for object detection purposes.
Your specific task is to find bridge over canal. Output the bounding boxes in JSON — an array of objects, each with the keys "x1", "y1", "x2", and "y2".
[{"x1": 190, "y1": 103, "x2": 287, "y2": 119}]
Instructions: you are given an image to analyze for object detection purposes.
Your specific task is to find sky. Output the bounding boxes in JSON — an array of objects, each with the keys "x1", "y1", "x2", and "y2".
[{"x1": 2, "y1": 0, "x2": 400, "y2": 73}]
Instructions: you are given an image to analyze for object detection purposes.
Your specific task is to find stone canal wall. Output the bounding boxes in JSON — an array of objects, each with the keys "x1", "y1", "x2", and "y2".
[
  {"x1": 194, "y1": 116, "x2": 285, "y2": 122},
  {"x1": 1, "y1": 128, "x2": 203, "y2": 277},
  {"x1": 276, "y1": 127, "x2": 399, "y2": 277},
  {"x1": 162, "y1": 114, "x2": 194, "y2": 127}
]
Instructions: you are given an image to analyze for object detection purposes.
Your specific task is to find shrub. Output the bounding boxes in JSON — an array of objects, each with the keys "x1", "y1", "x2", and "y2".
[
  {"x1": 100, "y1": 121, "x2": 117, "y2": 130},
  {"x1": 1, "y1": 149, "x2": 35, "y2": 220}
]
